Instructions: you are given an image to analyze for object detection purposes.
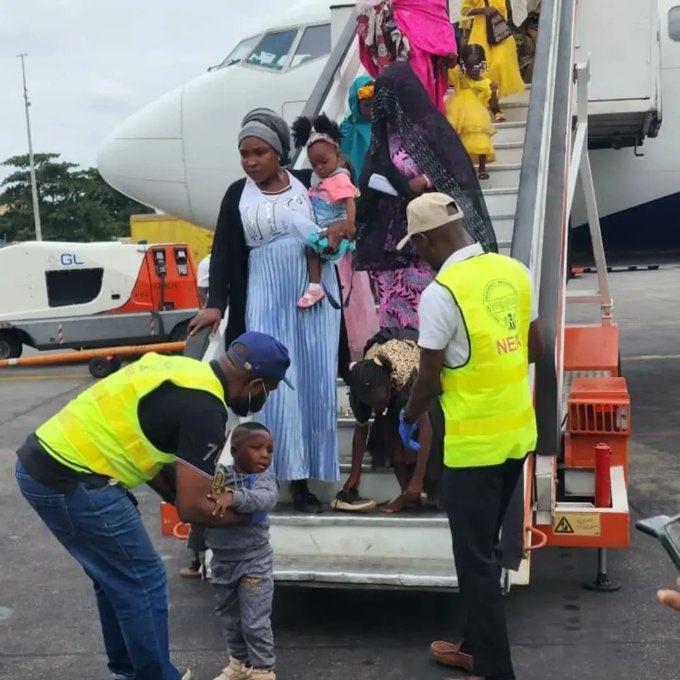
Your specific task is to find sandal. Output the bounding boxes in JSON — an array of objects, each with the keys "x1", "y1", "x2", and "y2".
[
  {"x1": 494, "y1": 112, "x2": 506, "y2": 123},
  {"x1": 331, "y1": 487, "x2": 376, "y2": 512},
  {"x1": 380, "y1": 490, "x2": 421, "y2": 514},
  {"x1": 297, "y1": 287, "x2": 325, "y2": 309},
  {"x1": 478, "y1": 171, "x2": 490, "y2": 180}
]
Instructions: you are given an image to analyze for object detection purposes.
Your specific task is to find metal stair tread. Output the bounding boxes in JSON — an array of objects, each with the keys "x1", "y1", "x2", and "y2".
[
  {"x1": 499, "y1": 100, "x2": 529, "y2": 109},
  {"x1": 484, "y1": 162, "x2": 522, "y2": 171},
  {"x1": 273, "y1": 554, "x2": 458, "y2": 588},
  {"x1": 495, "y1": 141, "x2": 525, "y2": 149},
  {"x1": 270, "y1": 505, "x2": 449, "y2": 527},
  {"x1": 482, "y1": 186, "x2": 520, "y2": 195},
  {"x1": 495, "y1": 120, "x2": 527, "y2": 129}
]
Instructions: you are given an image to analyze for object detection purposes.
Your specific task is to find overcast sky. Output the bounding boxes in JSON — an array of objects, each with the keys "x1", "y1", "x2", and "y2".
[{"x1": 0, "y1": 0, "x2": 287, "y2": 177}]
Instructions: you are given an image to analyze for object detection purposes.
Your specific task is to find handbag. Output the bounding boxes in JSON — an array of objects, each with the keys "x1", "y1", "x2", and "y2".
[{"x1": 484, "y1": 0, "x2": 513, "y2": 45}]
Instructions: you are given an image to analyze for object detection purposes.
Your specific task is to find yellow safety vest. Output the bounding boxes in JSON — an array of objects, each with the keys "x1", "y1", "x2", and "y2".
[
  {"x1": 36, "y1": 353, "x2": 227, "y2": 488},
  {"x1": 436, "y1": 252, "x2": 537, "y2": 468}
]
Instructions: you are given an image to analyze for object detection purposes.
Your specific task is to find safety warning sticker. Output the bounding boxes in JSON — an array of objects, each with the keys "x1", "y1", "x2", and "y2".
[{"x1": 553, "y1": 513, "x2": 601, "y2": 537}]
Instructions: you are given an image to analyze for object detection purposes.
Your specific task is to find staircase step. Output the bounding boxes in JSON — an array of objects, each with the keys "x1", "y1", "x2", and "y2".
[
  {"x1": 273, "y1": 554, "x2": 458, "y2": 589},
  {"x1": 479, "y1": 163, "x2": 521, "y2": 189},
  {"x1": 489, "y1": 214, "x2": 516, "y2": 244},
  {"x1": 497, "y1": 104, "x2": 528, "y2": 124},
  {"x1": 483, "y1": 186, "x2": 519, "y2": 215},
  {"x1": 279, "y1": 470, "x2": 403, "y2": 504},
  {"x1": 493, "y1": 141, "x2": 525, "y2": 164},
  {"x1": 270, "y1": 507, "x2": 452, "y2": 561},
  {"x1": 494, "y1": 120, "x2": 527, "y2": 144}
]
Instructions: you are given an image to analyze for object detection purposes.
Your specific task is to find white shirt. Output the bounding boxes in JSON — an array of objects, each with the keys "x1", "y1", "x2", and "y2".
[
  {"x1": 197, "y1": 255, "x2": 211, "y2": 289},
  {"x1": 418, "y1": 243, "x2": 538, "y2": 368},
  {"x1": 239, "y1": 172, "x2": 314, "y2": 248}
]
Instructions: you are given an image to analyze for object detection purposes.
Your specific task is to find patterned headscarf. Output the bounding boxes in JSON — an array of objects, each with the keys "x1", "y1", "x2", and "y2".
[{"x1": 370, "y1": 62, "x2": 497, "y2": 252}]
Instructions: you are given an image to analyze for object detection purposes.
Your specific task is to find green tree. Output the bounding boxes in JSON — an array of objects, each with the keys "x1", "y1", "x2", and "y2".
[{"x1": 0, "y1": 153, "x2": 152, "y2": 243}]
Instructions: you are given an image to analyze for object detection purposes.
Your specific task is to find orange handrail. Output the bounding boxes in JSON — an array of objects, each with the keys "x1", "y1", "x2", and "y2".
[{"x1": 0, "y1": 341, "x2": 185, "y2": 369}]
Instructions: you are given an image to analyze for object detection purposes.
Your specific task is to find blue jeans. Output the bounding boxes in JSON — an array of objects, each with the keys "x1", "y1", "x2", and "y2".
[{"x1": 15, "y1": 460, "x2": 181, "y2": 680}]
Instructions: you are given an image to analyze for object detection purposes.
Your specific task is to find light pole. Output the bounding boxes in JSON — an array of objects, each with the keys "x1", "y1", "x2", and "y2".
[{"x1": 17, "y1": 53, "x2": 42, "y2": 241}]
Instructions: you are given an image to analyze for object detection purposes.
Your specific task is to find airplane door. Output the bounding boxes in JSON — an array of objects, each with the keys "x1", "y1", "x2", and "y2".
[
  {"x1": 282, "y1": 100, "x2": 307, "y2": 123},
  {"x1": 660, "y1": 0, "x2": 680, "y2": 68}
]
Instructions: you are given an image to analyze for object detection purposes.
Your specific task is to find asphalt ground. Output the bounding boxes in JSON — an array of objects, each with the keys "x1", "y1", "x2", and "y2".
[{"x1": 1, "y1": 267, "x2": 679, "y2": 679}]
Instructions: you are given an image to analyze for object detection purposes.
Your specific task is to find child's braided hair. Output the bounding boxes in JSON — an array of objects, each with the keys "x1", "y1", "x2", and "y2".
[{"x1": 349, "y1": 355, "x2": 393, "y2": 403}]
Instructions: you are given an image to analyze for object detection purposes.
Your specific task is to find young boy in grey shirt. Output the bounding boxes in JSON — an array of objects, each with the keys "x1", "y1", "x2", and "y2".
[{"x1": 206, "y1": 422, "x2": 278, "y2": 680}]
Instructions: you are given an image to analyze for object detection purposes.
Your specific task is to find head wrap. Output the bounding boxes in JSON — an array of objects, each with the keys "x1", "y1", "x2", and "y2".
[
  {"x1": 339, "y1": 75, "x2": 374, "y2": 183},
  {"x1": 238, "y1": 108, "x2": 292, "y2": 165}
]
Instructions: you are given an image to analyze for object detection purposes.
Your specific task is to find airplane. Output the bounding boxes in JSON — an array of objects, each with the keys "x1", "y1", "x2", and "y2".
[{"x1": 97, "y1": 0, "x2": 680, "y2": 257}]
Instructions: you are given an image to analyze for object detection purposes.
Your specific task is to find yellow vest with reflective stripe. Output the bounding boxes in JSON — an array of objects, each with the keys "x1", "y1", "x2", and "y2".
[
  {"x1": 36, "y1": 353, "x2": 227, "y2": 488},
  {"x1": 436, "y1": 252, "x2": 537, "y2": 468}
]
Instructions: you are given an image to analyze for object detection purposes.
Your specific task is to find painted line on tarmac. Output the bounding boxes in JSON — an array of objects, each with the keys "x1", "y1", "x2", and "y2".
[
  {"x1": 635, "y1": 431, "x2": 680, "y2": 438},
  {"x1": 622, "y1": 354, "x2": 680, "y2": 362},
  {"x1": 0, "y1": 373, "x2": 90, "y2": 382}
]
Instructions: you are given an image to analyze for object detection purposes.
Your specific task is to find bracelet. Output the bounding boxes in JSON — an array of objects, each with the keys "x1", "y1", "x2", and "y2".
[{"x1": 422, "y1": 174, "x2": 432, "y2": 189}]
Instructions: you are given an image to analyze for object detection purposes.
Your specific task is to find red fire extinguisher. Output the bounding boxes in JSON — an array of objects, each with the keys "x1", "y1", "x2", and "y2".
[{"x1": 594, "y1": 443, "x2": 612, "y2": 508}]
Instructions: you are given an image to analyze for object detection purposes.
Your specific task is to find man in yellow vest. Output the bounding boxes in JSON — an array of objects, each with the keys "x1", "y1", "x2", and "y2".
[
  {"x1": 15, "y1": 331, "x2": 291, "y2": 680},
  {"x1": 397, "y1": 193, "x2": 543, "y2": 680}
]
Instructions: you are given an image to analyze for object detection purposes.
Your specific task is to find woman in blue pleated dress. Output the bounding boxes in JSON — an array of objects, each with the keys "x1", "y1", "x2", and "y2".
[{"x1": 189, "y1": 109, "x2": 345, "y2": 513}]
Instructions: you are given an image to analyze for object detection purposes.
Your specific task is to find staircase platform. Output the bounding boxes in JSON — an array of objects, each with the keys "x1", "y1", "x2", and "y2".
[{"x1": 273, "y1": 554, "x2": 458, "y2": 590}]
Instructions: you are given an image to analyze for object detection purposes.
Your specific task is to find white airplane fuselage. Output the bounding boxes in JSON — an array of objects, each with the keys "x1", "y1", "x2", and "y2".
[{"x1": 97, "y1": 0, "x2": 680, "y2": 243}]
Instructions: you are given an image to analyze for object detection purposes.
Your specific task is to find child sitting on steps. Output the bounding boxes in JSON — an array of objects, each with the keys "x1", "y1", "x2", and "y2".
[
  {"x1": 292, "y1": 113, "x2": 359, "y2": 309},
  {"x1": 206, "y1": 422, "x2": 278, "y2": 680}
]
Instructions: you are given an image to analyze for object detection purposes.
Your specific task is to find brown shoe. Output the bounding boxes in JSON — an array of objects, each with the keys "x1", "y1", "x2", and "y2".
[{"x1": 430, "y1": 640, "x2": 474, "y2": 672}]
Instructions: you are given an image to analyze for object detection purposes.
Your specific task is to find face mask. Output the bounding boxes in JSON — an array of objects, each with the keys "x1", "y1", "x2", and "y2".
[{"x1": 230, "y1": 383, "x2": 269, "y2": 417}]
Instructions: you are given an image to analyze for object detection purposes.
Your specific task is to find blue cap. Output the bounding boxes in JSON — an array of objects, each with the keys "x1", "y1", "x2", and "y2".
[{"x1": 227, "y1": 331, "x2": 293, "y2": 389}]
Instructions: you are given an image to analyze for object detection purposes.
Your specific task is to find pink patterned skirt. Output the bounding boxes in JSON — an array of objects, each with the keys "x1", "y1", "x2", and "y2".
[
  {"x1": 369, "y1": 263, "x2": 435, "y2": 330},
  {"x1": 337, "y1": 253, "x2": 380, "y2": 358}
]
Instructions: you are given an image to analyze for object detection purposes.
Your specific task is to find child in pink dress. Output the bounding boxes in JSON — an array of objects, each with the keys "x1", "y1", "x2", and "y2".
[{"x1": 292, "y1": 114, "x2": 360, "y2": 309}]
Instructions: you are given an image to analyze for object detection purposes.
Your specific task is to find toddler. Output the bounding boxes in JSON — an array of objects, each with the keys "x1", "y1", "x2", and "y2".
[
  {"x1": 292, "y1": 113, "x2": 359, "y2": 308},
  {"x1": 446, "y1": 44, "x2": 500, "y2": 180},
  {"x1": 206, "y1": 423, "x2": 278, "y2": 680}
]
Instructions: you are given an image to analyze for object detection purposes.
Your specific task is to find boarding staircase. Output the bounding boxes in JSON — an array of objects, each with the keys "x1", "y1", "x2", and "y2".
[
  {"x1": 185, "y1": 0, "x2": 655, "y2": 589},
  {"x1": 262, "y1": 3, "x2": 563, "y2": 590}
]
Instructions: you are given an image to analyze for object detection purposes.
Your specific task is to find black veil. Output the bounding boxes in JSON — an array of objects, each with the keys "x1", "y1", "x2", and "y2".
[{"x1": 362, "y1": 61, "x2": 498, "y2": 255}]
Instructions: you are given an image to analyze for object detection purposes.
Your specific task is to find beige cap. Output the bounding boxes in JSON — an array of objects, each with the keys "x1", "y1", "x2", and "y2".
[{"x1": 396, "y1": 192, "x2": 465, "y2": 250}]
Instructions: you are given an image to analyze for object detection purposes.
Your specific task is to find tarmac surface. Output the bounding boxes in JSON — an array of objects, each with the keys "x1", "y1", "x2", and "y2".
[{"x1": 1, "y1": 267, "x2": 679, "y2": 680}]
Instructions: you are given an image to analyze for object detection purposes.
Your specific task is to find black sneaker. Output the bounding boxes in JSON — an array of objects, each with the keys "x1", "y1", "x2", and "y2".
[
  {"x1": 331, "y1": 488, "x2": 376, "y2": 513},
  {"x1": 292, "y1": 490, "x2": 323, "y2": 514}
]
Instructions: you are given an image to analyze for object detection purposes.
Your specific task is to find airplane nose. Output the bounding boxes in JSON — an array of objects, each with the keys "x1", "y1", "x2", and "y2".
[{"x1": 97, "y1": 86, "x2": 193, "y2": 220}]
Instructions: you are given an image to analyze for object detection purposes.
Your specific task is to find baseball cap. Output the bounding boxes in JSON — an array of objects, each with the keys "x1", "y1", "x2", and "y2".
[
  {"x1": 227, "y1": 331, "x2": 293, "y2": 389},
  {"x1": 396, "y1": 192, "x2": 465, "y2": 250}
]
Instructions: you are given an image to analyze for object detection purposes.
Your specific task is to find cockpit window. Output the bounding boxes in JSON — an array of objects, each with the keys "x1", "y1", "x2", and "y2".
[
  {"x1": 246, "y1": 29, "x2": 298, "y2": 70},
  {"x1": 670, "y1": 6, "x2": 680, "y2": 41},
  {"x1": 290, "y1": 24, "x2": 331, "y2": 68},
  {"x1": 218, "y1": 35, "x2": 261, "y2": 68}
]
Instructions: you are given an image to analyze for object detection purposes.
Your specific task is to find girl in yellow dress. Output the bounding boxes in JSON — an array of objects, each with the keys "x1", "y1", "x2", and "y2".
[
  {"x1": 461, "y1": 0, "x2": 525, "y2": 106},
  {"x1": 446, "y1": 44, "x2": 499, "y2": 180}
]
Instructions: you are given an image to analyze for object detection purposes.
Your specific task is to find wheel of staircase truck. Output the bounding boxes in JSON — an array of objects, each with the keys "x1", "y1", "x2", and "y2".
[
  {"x1": 88, "y1": 356, "x2": 121, "y2": 380},
  {"x1": 169, "y1": 320, "x2": 190, "y2": 343},
  {"x1": 0, "y1": 331, "x2": 22, "y2": 360}
]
